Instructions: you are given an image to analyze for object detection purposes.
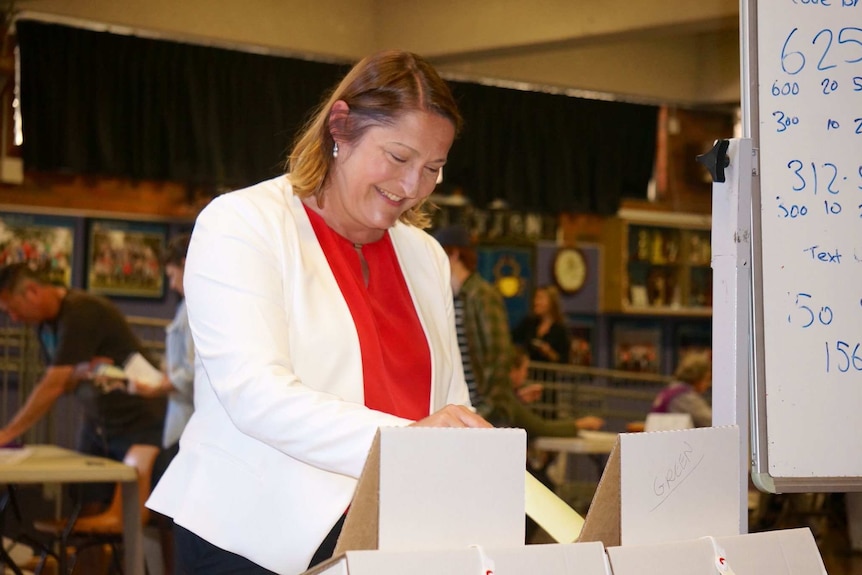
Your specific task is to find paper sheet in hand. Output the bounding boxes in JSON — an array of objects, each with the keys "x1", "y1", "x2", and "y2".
[
  {"x1": 93, "y1": 364, "x2": 127, "y2": 379},
  {"x1": 123, "y1": 352, "x2": 163, "y2": 389},
  {"x1": 620, "y1": 426, "x2": 740, "y2": 546}
]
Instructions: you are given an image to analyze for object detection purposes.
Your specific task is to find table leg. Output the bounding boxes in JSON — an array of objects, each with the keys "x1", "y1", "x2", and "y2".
[{"x1": 120, "y1": 481, "x2": 144, "y2": 575}]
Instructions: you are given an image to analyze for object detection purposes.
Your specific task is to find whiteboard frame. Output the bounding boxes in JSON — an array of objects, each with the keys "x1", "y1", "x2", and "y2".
[
  {"x1": 711, "y1": 137, "x2": 753, "y2": 531},
  {"x1": 744, "y1": 0, "x2": 862, "y2": 494}
]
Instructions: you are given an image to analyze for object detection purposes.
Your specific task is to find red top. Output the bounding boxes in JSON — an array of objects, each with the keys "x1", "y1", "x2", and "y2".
[{"x1": 305, "y1": 206, "x2": 432, "y2": 420}]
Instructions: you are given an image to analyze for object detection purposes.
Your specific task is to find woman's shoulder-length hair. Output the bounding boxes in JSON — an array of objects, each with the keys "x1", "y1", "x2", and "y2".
[{"x1": 286, "y1": 50, "x2": 462, "y2": 229}]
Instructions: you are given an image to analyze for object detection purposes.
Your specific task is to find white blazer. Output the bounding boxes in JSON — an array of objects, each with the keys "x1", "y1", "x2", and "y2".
[{"x1": 146, "y1": 176, "x2": 469, "y2": 575}]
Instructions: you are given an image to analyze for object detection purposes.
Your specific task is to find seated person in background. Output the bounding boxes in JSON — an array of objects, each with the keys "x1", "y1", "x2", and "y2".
[
  {"x1": 512, "y1": 285, "x2": 571, "y2": 364},
  {"x1": 650, "y1": 351, "x2": 712, "y2": 427},
  {"x1": 510, "y1": 344, "x2": 544, "y2": 405},
  {"x1": 488, "y1": 345, "x2": 604, "y2": 440},
  {"x1": 0, "y1": 262, "x2": 166, "y2": 507}
]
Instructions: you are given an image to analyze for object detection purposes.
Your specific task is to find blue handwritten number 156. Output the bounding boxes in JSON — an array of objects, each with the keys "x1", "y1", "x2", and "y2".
[{"x1": 825, "y1": 341, "x2": 862, "y2": 372}]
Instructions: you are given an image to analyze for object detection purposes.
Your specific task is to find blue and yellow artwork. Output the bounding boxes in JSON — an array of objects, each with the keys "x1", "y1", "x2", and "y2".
[{"x1": 477, "y1": 244, "x2": 534, "y2": 331}]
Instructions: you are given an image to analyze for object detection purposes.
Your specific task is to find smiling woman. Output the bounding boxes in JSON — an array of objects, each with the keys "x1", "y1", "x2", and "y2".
[
  {"x1": 288, "y1": 50, "x2": 462, "y2": 228},
  {"x1": 145, "y1": 50, "x2": 492, "y2": 575},
  {"x1": 310, "y1": 102, "x2": 455, "y2": 245}
]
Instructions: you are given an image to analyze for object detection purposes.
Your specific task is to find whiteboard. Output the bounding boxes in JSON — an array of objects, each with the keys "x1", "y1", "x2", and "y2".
[{"x1": 746, "y1": 0, "x2": 862, "y2": 492}]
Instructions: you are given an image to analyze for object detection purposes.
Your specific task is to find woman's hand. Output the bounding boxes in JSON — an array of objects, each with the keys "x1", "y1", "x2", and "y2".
[
  {"x1": 516, "y1": 382, "x2": 544, "y2": 404},
  {"x1": 128, "y1": 375, "x2": 172, "y2": 397},
  {"x1": 574, "y1": 415, "x2": 605, "y2": 431},
  {"x1": 409, "y1": 404, "x2": 493, "y2": 428}
]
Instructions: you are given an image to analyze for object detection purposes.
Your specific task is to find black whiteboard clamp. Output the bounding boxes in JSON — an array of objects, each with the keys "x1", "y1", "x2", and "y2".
[{"x1": 696, "y1": 139, "x2": 730, "y2": 183}]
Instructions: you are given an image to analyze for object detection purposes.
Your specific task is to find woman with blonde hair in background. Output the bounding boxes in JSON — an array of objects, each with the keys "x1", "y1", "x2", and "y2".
[{"x1": 512, "y1": 285, "x2": 571, "y2": 364}]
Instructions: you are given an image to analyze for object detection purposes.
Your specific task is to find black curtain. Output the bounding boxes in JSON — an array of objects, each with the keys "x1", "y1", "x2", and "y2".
[
  {"x1": 446, "y1": 82, "x2": 656, "y2": 215},
  {"x1": 18, "y1": 20, "x2": 348, "y2": 189},
  {"x1": 17, "y1": 19, "x2": 656, "y2": 215}
]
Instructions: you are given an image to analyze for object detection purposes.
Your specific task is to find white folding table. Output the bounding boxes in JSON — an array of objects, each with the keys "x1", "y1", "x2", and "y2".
[{"x1": 0, "y1": 444, "x2": 143, "y2": 575}]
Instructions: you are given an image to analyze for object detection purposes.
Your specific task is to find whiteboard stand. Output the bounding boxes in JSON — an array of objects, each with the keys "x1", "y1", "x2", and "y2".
[{"x1": 706, "y1": 137, "x2": 753, "y2": 534}]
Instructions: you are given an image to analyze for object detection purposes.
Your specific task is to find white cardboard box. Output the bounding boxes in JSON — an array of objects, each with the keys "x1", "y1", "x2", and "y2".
[
  {"x1": 334, "y1": 427, "x2": 527, "y2": 553},
  {"x1": 307, "y1": 542, "x2": 610, "y2": 575},
  {"x1": 578, "y1": 426, "x2": 827, "y2": 575},
  {"x1": 301, "y1": 427, "x2": 610, "y2": 575},
  {"x1": 301, "y1": 425, "x2": 825, "y2": 575},
  {"x1": 607, "y1": 527, "x2": 827, "y2": 575},
  {"x1": 578, "y1": 426, "x2": 741, "y2": 547}
]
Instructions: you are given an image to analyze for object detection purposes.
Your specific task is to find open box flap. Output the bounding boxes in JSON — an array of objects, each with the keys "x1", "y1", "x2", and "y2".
[
  {"x1": 335, "y1": 427, "x2": 526, "y2": 555},
  {"x1": 577, "y1": 436, "x2": 621, "y2": 547},
  {"x1": 578, "y1": 426, "x2": 741, "y2": 547}
]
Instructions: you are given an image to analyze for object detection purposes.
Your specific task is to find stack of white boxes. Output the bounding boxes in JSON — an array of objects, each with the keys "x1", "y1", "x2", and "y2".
[{"x1": 301, "y1": 426, "x2": 827, "y2": 575}]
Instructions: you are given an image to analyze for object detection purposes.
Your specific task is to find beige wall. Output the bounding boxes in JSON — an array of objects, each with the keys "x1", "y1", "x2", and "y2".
[
  {"x1": 17, "y1": 0, "x2": 741, "y2": 105},
  {"x1": 433, "y1": 31, "x2": 739, "y2": 106},
  {"x1": 376, "y1": 0, "x2": 737, "y2": 56},
  {"x1": 18, "y1": 0, "x2": 378, "y2": 60}
]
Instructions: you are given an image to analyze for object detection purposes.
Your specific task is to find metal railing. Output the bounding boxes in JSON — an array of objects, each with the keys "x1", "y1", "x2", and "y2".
[{"x1": 526, "y1": 361, "x2": 673, "y2": 431}]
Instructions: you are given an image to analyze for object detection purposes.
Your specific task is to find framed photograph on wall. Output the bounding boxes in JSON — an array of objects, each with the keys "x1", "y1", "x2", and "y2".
[
  {"x1": 0, "y1": 212, "x2": 76, "y2": 286},
  {"x1": 568, "y1": 317, "x2": 596, "y2": 367},
  {"x1": 612, "y1": 320, "x2": 662, "y2": 374},
  {"x1": 87, "y1": 219, "x2": 167, "y2": 298}
]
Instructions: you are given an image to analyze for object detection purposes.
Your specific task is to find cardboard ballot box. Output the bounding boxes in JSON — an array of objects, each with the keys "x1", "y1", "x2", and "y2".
[
  {"x1": 303, "y1": 427, "x2": 611, "y2": 575},
  {"x1": 577, "y1": 426, "x2": 826, "y2": 575},
  {"x1": 335, "y1": 427, "x2": 526, "y2": 553},
  {"x1": 307, "y1": 542, "x2": 610, "y2": 575},
  {"x1": 607, "y1": 528, "x2": 826, "y2": 575},
  {"x1": 303, "y1": 425, "x2": 826, "y2": 575},
  {"x1": 579, "y1": 426, "x2": 741, "y2": 547}
]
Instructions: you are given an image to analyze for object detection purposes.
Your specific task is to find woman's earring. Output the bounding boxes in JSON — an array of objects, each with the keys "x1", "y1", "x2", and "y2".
[{"x1": 332, "y1": 142, "x2": 339, "y2": 159}]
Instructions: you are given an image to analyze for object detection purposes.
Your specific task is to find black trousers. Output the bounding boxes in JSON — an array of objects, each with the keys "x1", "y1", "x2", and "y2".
[
  {"x1": 173, "y1": 514, "x2": 345, "y2": 574},
  {"x1": 174, "y1": 523, "x2": 277, "y2": 575}
]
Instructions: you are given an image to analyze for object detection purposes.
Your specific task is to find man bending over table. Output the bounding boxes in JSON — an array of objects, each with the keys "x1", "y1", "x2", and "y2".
[{"x1": 0, "y1": 262, "x2": 165, "y2": 507}]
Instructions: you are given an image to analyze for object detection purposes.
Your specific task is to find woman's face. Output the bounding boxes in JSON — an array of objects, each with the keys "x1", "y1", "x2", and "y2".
[
  {"x1": 533, "y1": 289, "x2": 550, "y2": 316},
  {"x1": 326, "y1": 109, "x2": 455, "y2": 241}
]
